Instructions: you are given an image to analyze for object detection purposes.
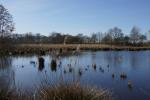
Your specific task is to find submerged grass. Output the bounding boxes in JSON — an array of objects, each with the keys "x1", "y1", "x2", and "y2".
[{"x1": 0, "y1": 82, "x2": 113, "y2": 100}]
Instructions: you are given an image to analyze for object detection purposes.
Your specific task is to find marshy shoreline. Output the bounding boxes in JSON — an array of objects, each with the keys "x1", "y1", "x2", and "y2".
[
  {"x1": 0, "y1": 44, "x2": 150, "y2": 55},
  {"x1": 0, "y1": 82, "x2": 112, "y2": 100},
  {"x1": 0, "y1": 46, "x2": 150, "y2": 100}
]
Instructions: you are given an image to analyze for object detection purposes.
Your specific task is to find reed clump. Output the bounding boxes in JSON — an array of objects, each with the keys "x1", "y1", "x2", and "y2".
[{"x1": 0, "y1": 83, "x2": 113, "y2": 100}]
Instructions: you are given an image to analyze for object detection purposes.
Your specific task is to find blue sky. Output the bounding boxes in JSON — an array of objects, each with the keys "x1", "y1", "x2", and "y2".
[{"x1": 1, "y1": 0, "x2": 150, "y2": 35}]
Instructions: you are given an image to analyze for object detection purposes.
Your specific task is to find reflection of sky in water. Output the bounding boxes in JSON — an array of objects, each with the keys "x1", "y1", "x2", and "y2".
[{"x1": 0, "y1": 51, "x2": 150, "y2": 100}]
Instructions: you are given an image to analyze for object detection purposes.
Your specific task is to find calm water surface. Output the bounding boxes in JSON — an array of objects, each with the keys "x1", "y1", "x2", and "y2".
[{"x1": 0, "y1": 51, "x2": 150, "y2": 100}]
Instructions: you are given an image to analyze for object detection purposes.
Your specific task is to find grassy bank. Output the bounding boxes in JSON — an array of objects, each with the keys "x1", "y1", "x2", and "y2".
[
  {"x1": 0, "y1": 44, "x2": 150, "y2": 55},
  {"x1": 0, "y1": 83, "x2": 112, "y2": 100}
]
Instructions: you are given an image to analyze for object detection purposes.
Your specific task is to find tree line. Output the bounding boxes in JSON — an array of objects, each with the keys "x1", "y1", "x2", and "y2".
[
  {"x1": 0, "y1": 4, "x2": 150, "y2": 46},
  {"x1": 9, "y1": 27, "x2": 150, "y2": 46}
]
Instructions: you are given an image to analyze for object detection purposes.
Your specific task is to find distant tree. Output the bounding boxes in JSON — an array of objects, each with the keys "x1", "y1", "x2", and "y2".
[
  {"x1": 35, "y1": 33, "x2": 41, "y2": 43},
  {"x1": 139, "y1": 35, "x2": 147, "y2": 43},
  {"x1": 49, "y1": 32, "x2": 65, "y2": 44},
  {"x1": 130, "y1": 26, "x2": 141, "y2": 44},
  {"x1": 24, "y1": 32, "x2": 35, "y2": 43},
  {"x1": 91, "y1": 33, "x2": 97, "y2": 43},
  {"x1": 123, "y1": 35, "x2": 130, "y2": 43},
  {"x1": 0, "y1": 4, "x2": 14, "y2": 37},
  {"x1": 77, "y1": 33, "x2": 83, "y2": 38},
  {"x1": 102, "y1": 33, "x2": 112, "y2": 44},
  {"x1": 51, "y1": 32, "x2": 61, "y2": 37},
  {"x1": 96, "y1": 32, "x2": 103, "y2": 43},
  {"x1": 145, "y1": 30, "x2": 150, "y2": 41},
  {"x1": 82, "y1": 36, "x2": 91, "y2": 43},
  {"x1": 108, "y1": 27, "x2": 124, "y2": 43},
  {"x1": 148, "y1": 30, "x2": 150, "y2": 41},
  {"x1": 77, "y1": 33, "x2": 84, "y2": 43}
]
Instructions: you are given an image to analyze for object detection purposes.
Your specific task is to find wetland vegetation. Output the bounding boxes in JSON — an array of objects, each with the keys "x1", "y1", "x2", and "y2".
[{"x1": 0, "y1": 2, "x2": 150, "y2": 100}]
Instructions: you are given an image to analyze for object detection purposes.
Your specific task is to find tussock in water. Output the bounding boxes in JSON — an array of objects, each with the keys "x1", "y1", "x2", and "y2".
[{"x1": 120, "y1": 72, "x2": 127, "y2": 79}]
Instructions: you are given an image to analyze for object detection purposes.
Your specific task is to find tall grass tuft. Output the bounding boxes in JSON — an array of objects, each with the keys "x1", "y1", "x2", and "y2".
[
  {"x1": 0, "y1": 82, "x2": 113, "y2": 100},
  {"x1": 37, "y1": 82, "x2": 113, "y2": 100}
]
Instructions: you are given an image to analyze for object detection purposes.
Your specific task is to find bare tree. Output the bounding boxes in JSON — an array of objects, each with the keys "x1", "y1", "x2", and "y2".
[
  {"x1": 96, "y1": 32, "x2": 103, "y2": 43},
  {"x1": 0, "y1": 4, "x2": 14, "y2": 37},
  {"x1": 102, "y1": 32, "x2": 112, "y2": 44},
  {"x1": 108, "y1": 27, "x2": 124, "y2": 42},
  {"x1": 139, "y1": 35, "x2": 146, "y2": 43},
  {"x1": 148, "y1": 30, "x2": 150, "y2": 41},
  {"x1": 130, "y1": 26, "x2": 141, "y2": 44},
  {"x1": 145, "y1": 30, "x2": 150, "y2": 41},
  {"x1": 91, "y1": 33, "x2": 97, "y2": 43}
]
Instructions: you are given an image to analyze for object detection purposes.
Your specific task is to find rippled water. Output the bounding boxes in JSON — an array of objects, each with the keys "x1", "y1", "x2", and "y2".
[{"x1": 0, "y1": 51, "x2": 150, "y2": 100}]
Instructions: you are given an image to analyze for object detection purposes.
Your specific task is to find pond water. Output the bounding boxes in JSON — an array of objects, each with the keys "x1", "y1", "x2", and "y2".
[{"x1": 0, "y1": 51, "x2": 150, "y2": 100}]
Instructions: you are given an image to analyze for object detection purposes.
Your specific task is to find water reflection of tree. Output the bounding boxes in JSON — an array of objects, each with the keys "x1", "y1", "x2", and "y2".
[
  {"x1": 0, "y1": 57, "x2": 15, "y2": 90},
  {"x1": 104, "y1": 51, "x2": 123, "y2": 68},
  {"x1": 50, "y1": 59, "x2": 57, "y2": 72},
  {"x1": 91, "y1": 52, "x2": 96, "y2": 70},
  {"x1": 129, "y1": 52, "x2": 139, "y2": 69},
  {"x1": 114, "y1": 52, "x2": 123, "y2": 67},
  {"x1": 38, "y1": 57, "x2": 45, "y2": 71},
  {"x1": 0, "y1": 57, "x2": 11, "y2": 69},
  {"x1": 104, "y1": 52, "x2": 113, "y2": 66}
]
